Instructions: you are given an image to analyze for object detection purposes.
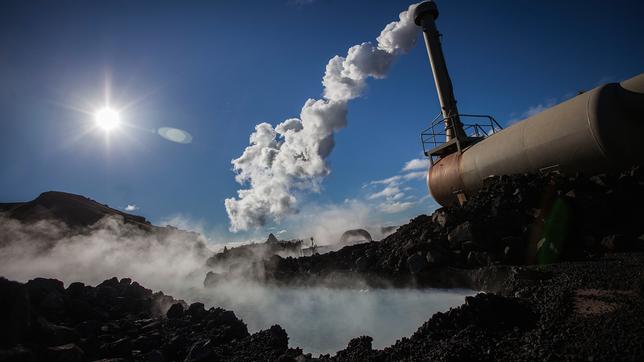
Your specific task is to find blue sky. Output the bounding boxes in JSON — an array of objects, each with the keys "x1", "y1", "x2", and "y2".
[{"x1": 1, "y1": 0, "x2": 643, "y2": 243}]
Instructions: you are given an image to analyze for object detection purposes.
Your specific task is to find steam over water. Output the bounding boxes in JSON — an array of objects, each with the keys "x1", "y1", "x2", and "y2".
[
  {"x1": 0, "y1": 215, "x2": 473, "y2": 355},
  {"x1": 195, "y1": 284, "x2": 473, "y2": 356}
]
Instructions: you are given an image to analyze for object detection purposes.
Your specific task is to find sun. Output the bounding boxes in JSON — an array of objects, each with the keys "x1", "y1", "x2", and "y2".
[{"x1": 95, "y1": 108, "x2": 121, "y2": 131}]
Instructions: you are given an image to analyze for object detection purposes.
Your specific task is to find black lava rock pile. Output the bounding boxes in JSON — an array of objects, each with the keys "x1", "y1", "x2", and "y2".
[
  {"x1": 324, "y1": 253, "x2": 644, "y2": 361},
  {"x1": 4, "y1": 167, "x2": 644, "y2": 361},
  {"x1": 324, "y1": 292, "x2": 536, "y2": 361},
  {"x1": 4, "y1": 259, "x2": 643, "y2": 361},
  {"x1": 0, "y1": 277, "x2": 302, "y2": 361},
  {"x1": 228, "y1": 166, "x2": 644, "y2": 287}
]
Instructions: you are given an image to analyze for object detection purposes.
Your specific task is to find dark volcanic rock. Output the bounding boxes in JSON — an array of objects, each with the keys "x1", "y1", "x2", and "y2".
[
  {"x1": 36, "y1": 318, "x2": 80, "y2": 346},
  {"x1": 0, "y1": 191, "x2": 150, "y2": 228},
  {"x1": 3, "y1": 168, "x2": 644, "y2": 361},
  {"x1": 220, "y1": 166, "x2": 644, "y2": 289},
  {"x1": 447, "y1": 221, "x2": 474, "y2": 248},
  {"x1": 406, "y1": 254, "x2": 428, "y2": 274},
  {"x1": 0, "y1": 277, "x2": 301, "y2": 361},
  {"x1": 0, "y1": 345, "x2": 34, "y2": 361},
  {"x1": 313, "y1": 254, "x2": 644, "y2": 361},
  {"x1": 334, "y1": 336, "x2": 374, "y2": 362},
  {"x1": 326, "y1": 293, "x2": 536, "y2": 362},
  {"x1": 166, "y1": 303, "x2": 184, "y2": 319},
  {"x1": 0, "y1": 278, "x2": 31, "y2": 347},
  {"x1": 210, "y1": 325, "x2": 300, "y2": 361},
  {"x1": 186, "y1": 302, "x2": 206, "y2": 320}
]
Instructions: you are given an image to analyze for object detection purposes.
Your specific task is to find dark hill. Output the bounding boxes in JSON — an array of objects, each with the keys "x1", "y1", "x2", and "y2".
[{"x1": 0, "y1": 191, "x2": 150, "y2": 229}]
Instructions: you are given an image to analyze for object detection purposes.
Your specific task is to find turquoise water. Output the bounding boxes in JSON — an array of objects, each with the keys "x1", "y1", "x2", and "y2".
[{"x1": 199, "y1": 285, "x2": 474, "y2": 356}]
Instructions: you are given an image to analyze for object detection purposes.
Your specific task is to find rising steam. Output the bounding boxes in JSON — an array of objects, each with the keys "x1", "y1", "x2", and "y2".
[
  {"x1": 0, "y1": 215, "x2": 211, "y2": 296},
  {"x1": 0, "y1": 214, "x2": 473, "y2": 355},
  {"x1": 225, "y1": 3, "x2": 420, "y2": 232}
]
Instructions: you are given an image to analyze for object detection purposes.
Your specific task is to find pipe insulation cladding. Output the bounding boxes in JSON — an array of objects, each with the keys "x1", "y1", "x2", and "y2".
[{"x1": 428, "y1": 73, "x2": 644, "y2": 206}]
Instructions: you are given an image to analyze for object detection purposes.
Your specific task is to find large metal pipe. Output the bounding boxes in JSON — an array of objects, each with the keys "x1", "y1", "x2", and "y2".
[
  {"x1": 413, "y1": 0, "x2": 644, "y2": 206},
  {"x1": 413, "y1": 1, "x2": 466, "y2": 141},
  {"x1": 428, "y1": 73, "x2": 644, "y2": 206}
]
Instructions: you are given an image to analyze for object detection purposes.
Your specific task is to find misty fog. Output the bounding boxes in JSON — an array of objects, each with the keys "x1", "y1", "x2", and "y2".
[
  {"x1": 192, "y1": 283, "x2": 471, "y2": 355},
  {"x1": 0, "y1": 214, "x2": 472, "y2": 355}
]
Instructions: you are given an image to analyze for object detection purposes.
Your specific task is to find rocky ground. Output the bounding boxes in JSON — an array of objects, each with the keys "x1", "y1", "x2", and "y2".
[
  {"x1": 2, "y1": 167, "x2": 644, "y2": 361},
  {"x1": 0, "y1": 276, "x2": 303, "y2": 361},
  {"x1": 326, "y1": 253, "x2": 644, "y2": 361},
  {"x1": 3, "y1": 254, "x2": 643, "y2": 361},
  {"x1": 205, "y1": 167, "x2": 644, "y2": 289}
]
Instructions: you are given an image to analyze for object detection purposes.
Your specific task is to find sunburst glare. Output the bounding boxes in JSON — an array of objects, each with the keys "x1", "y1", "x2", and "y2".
[{"x1": 95, "y1": 107, "x2": 121, "y2": 132}]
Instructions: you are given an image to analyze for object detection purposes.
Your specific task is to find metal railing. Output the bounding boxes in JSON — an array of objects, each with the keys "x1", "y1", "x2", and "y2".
[{"x1": 421, "y1": 113, "x2": 503, "y2": 159}]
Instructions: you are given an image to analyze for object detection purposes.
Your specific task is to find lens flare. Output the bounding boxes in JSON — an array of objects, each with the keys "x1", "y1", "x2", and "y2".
[{"x1": 158, "y1": 127, "x2": 192, "y2": 144}]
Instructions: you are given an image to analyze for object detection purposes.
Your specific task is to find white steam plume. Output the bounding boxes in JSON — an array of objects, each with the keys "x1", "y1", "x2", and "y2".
[{"x1": 225, "y1": 3, "x2": 420, "y2": 232}]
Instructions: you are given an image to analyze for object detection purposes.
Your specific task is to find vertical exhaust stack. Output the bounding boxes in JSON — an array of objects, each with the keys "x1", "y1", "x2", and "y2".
[{"x1": 414, "y1": 1, "x2": 466, "y2": 141}]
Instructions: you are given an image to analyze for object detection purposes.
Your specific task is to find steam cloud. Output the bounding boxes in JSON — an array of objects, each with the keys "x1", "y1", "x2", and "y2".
[
  {"x1": 0, "y1": 215, "x2": 211, "y2": 297},
  {"x1": 225, "y1": 3, "x2": 420, "y2": 232},
  {"x1": 0, "y1": 215, "x2": 473, "y2": 355}
]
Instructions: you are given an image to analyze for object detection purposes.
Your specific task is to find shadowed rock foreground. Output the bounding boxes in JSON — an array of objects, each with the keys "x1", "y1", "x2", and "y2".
[
  {"x1": 2, "y1": 167, "x2": 644, "y2": 361},
  {"x1": 326, "y1": 253, "x2": 644, "y2": 361},
  {"x1": 0, "y1": 277, "x2": 303, "y2": 361},
  {"x1": 205, "y1": 167, "x2": 644, "y2": 289},
  {"x1": 2, "y1": 254, "x2": 644, "y2": 361}
]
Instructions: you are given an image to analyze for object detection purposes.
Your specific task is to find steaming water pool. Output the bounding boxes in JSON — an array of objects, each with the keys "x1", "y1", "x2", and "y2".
[{"x1": 197, "y1": 285, "x2": 474, "y2": 356}]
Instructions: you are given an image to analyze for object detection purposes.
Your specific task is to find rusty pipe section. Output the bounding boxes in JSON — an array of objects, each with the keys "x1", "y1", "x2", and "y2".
[
  {"x1": 428, "y1": 72, "x2": 644, "y2": 206},
  {"x1": 427, "y1": 152, "x2": 465, "y2": 206},
  {"x1": 414, "y1": 1, "x2": 466, "y2": 141}
]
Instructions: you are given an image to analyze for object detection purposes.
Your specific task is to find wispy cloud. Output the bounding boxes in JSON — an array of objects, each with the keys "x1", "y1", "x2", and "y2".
[
  {"x1": 370, "y1": 175, "x2": 403, "y2": 186},
  {"x1": 370, "y1": 170, "x2": 425, "y2": 187},
  {"x1": 403, "y1": 171, "x2": 425, "y2": 180},
  {"x1": 515, "y1": 76, "x2": 614, "y2": 125},
  {"x1": 124, "y1": 204, "x2": 139, "y2": 212},
  {"x1": 363, "y1": 157, "x2": 434, "y2": 216},
  {"x1": 513, "y1": 76, "x2": 615, "y2": 125},
  {"x1": 523, "y1": 98, "x2": 557, "y2": 118},
  {"x1": 368, "y1": 186, "x2": 401, "y2": 200},
  {"x1": 402, "y1": 158, "x2": 428, "y2": 171},
  {"x1": 508, "y1": 98, "x2": 557, "y2": 124},
  {"x1": 379, "y1": 201, "x2": 415, "y2": 214}
]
